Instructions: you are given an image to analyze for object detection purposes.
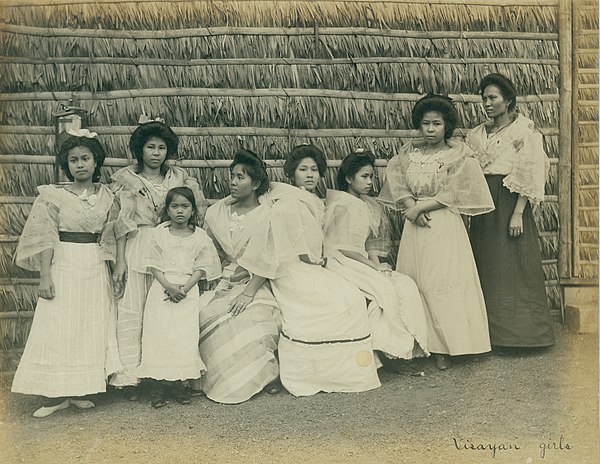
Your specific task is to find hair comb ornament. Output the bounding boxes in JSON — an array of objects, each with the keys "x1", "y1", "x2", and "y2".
[
  {"x1": 66, "y1": 128, "x2": 98, "y2": 138},
  {"x1": 138, "y1": 114, "x2": 166, "y2": 125},
  {"x1": 355, "y1": 148, "x2": 366, "y2": 153}
]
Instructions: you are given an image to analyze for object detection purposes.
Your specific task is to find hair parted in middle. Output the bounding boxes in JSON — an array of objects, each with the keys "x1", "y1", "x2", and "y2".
[
  {"x1": 160, "y1": 186, "x2": 200, "y2": 227},
  {"x1": 336, "y1": 150, "x2": 376, "y2": 191},
  {"x1": 230, "y1": 148, "x2": 270, "y2": 196},
  {"x1": 411, "y1": 94, "x2": 459, "y2": 140},
  {"x1": 57, "y1": 134, "x2": 106, "y2": 182},
  {"x1": 129, "y1": 121, "x2": 179, "y2": 174},
  {"x1": 284, "y1": 144, "x2": 328, "y2": 180}
]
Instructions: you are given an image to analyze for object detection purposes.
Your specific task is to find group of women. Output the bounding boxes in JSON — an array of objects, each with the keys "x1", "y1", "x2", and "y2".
[{"x1": 11, "y1": 73, "x2": 555, "y2": 418}]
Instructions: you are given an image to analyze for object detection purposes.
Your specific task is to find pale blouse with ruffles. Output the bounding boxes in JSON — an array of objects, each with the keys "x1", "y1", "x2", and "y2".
[
  {"x1": 466, "y1": 114, "x2": 549, "y2": 204},
  {"x1": 15, "y1": 184, "x2": 117, "y2": 271},
  {"x1": 324, "y1": 189, "x2": 391, "y2": 260},
  {"x1": 111, "y1": 165, "x2": 206, "y2": 240},
  {"x1": 378, "y1": 140, "x2": 495, "y2": 217}
]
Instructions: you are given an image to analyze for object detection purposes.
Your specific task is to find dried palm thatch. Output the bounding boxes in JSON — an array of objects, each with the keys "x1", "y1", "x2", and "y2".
[{"x1": 0, "y1": 0, "x2": 574, "y2": 355}]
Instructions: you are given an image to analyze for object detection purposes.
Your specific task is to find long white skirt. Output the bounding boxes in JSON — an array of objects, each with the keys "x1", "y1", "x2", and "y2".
[
  {"x1": 111, "y1": 228, "x2": 153, "y2": 387},
  {"x1": 12, "y1": 242, "x2": 121, "y2": 398},
  {"x1": 397, "y1": 209, "x2": 491, "y2": 355},
  {"x1": 137, "y1": 274, "x2": 209, "y2": 381},
  {"x1": 271, "y1": 260, "x2": 380, "y2": 397},
  {"x1": 327, "y1": 253, "x2": 428, "y2": 359}
]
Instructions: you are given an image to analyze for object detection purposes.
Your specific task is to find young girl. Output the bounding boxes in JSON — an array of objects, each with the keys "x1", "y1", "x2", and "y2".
[
  {"x1": 136, "y1": 187, "x2": 221, "y2": 408},
  {"x1": 323, "y1": 150, "x2": 428, "y2": 370},
  {"x1": 12, "y1": 130, "x2": 121, "y2": 417},
  {"x1": 379, "y1": 94, "x2": 495, "y2": 370},
  {"x1": 110, "y1": 118, "x2": 206, "y2": 399}
]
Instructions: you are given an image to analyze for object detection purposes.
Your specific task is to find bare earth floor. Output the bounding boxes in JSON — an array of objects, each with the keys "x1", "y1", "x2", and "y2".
[{"x1": 1, "y1": 323, "x2": 598, "y2": 464}]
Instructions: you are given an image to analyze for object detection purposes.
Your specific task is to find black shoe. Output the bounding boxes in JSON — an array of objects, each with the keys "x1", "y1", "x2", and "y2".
[
  {"x1": 124, "y1": 387, "x2": 140, "y2": 402},
  {"x1": 171, "y1": 382, "x2": 192, "y2": 405}
]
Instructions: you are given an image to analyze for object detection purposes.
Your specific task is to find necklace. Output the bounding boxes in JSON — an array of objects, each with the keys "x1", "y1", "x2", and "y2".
[
  {"x1": 419, "y1": 146, "x2": 445, "y2": 167},
  {"x1": 141, "y1": 171, "x2": 163, "y2": 184}
]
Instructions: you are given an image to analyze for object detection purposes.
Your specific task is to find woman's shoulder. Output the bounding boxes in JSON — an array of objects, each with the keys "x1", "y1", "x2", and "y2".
[
  {"x1": 110, "y1": 165, "x2": 139, "y2": 188},
  {"x1": 35, "y1": 184, "x2": 65, "y2": 205}
]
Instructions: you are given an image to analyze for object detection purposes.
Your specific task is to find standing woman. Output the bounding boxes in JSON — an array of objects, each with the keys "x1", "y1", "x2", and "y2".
[
  {"x1": 110, "y1": 118, "x2": 206, "y2": 398},
  {"x1": 198, "y1": 149, "x2": 281, "y2": 404},
  {"x1": 466, "y1": 73, "x2": 555, "y2": 348},
  {"x1": 379, "y1": 94, "x2": 495, "y2": 370},
  {"x1": 12, "y1": 130, "x2": 121, "y2": 417},
  {"x1": 323, "y1": 150, "x2": 428, "y2": 367}
]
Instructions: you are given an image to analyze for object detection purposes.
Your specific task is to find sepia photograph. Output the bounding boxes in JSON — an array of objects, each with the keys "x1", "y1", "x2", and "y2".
[{"x1": 0, "y1": 0, "x2": 598, "y2": 462}]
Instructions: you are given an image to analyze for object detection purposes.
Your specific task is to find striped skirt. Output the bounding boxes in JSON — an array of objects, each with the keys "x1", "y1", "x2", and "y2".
[
  {"x1": 199, "y1": 280, "x2": 280, "y2": 404},
  {"x1": 12, "y1": 242, "x2": 121, "y2": 398}
]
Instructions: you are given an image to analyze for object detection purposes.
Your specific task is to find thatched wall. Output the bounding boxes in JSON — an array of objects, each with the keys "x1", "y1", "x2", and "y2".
[
  {"x1": 0, "y1": 0, "x2": 564, "y2": 370},
  {"x1": 572, "y1": 0, "x2": 599, "y2": 279}
]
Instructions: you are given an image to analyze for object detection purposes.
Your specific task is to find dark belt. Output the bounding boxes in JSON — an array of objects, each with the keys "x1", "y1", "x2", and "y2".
[
  {"x1": 281, "y1": 331, "x2": 371, "y2": 346},
  {"x1": 59, "y1": 231, "x2": 101, "y2": 243}
]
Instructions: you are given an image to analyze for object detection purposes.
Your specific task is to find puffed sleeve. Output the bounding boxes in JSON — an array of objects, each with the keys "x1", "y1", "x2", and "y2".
[
  {"x1": 502, "y1": 126, "x2": 549, "y2": 205},
  {"x1": 15, "y1": 185, "x2": 60, "y2": 271},
  {"x1": 323, "y1": 198, "x2": 369, "y2": 257},
  {"x1": 192, "y1": 230, "x2": 223, "y2": 281},
  {"x1": 434, "y1": 153, "x2": 495, "y2": 216},
  {"x1": 98, "y1": 190, "x2": 119, "y2": 263},
  {"x1": 365, "y1": 201, "x2": 391, "y2": 259},
  {"x1": 111, "y1": 183, "x2": 139, "y2": 240},
  {"x1": 378, "y1": 145, "x2": 414, "y2": 210},
  {"x1": 145, "y1": 228, "x2": 165, "y2": 273}
]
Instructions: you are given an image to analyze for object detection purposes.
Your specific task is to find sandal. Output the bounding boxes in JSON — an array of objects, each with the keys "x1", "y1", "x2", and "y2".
[
  {"x1": 33, "y1": 399, "x2": 71, "y2": 418},
  {"x1": 70, "y1": 399, "x2": 95, "y2": 410}
]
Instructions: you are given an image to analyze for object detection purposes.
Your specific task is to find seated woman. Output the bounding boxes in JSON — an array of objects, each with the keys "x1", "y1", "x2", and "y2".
[
  {"x1": 196, "y1": 149, "x2": 281, "y2": 404},
  {"x1": 323, "y1": 150, "x2": 428, "y2": 368},
  {"x1": 244, "y1": 154, "x2": 380, "y2": 397}
]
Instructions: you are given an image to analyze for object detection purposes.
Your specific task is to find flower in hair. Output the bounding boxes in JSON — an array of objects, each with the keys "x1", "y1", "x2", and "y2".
[
  {"x1": 138, "y1": 114, "x2": 166, "y2": 124},
  {"x1": 66, "y1": 128, "x2": 98, "y2": 138}
]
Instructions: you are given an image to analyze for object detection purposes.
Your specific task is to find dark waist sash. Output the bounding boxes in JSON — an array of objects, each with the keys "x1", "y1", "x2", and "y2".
[
  {"x1": 59, "y1": 231, "x2": 101, "y2": 244},
  {"x1": 281, "y1": 331, "x2": 371, "y2": 346}
]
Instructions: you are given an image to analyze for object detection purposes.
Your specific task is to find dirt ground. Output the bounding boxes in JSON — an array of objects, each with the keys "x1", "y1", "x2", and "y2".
[{"x1": 0, "y1": 322, "x2": 597, "y2": 464}]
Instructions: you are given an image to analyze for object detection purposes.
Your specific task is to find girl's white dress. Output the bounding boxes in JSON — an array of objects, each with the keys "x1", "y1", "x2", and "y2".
[
  {"x1": 110, "y1": 165, "x2": 205, "y2": 387},
  {"x1": 11, "y1": 185, "x2": 121, "y2": 397},
  {"x1": 241, "y1": 183, "x2": 381, "y2": 397},
  {"x1": 324, "y1": 189, "x2": 428, "y2": 360},
  {"x1": 379, "y1": 141, "x2": 495, "y2": 356},
  {"x1": 199, "y1": 197, "x2": 281, "y2": 404},
  {"x1": 136, "y1": 223, "x2": 221, "y2": 381}
]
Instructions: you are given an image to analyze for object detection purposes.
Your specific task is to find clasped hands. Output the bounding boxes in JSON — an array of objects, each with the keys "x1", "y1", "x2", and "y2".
[
  {"x1": 163, "y1": 283, "x2": 188, "y2": 303},
  {"x1": 404, "y1": 205, "x2": 431, "y2": 228}
]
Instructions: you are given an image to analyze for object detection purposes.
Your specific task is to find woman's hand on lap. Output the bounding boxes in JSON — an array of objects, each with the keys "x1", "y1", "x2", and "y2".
[
  {"x1": 404, "y1": 205, "x2": 421, "y2": 223},
  {"x1": 414, "y1": 213, "x2": 431, "y2": 228},
  {"x1": 229, "y1": 293, "x2": 253, "y2": 316}
]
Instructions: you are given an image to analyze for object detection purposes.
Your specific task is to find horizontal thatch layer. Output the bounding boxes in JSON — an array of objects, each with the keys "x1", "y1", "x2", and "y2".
[
  {"x1": 0, "y1": 2, "x2": 559, "y2": 31},
  {"x1": 0, "y1": 96, "x2": 560, "y2": 130}
]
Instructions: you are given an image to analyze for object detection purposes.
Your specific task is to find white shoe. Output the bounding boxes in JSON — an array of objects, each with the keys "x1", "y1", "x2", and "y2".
[
  {"x1": 32, "y1": 399, "x2": 71, "y2": 418},
  {"x1": 70, "y1": 399, "x2": 95, "y2": 410}
]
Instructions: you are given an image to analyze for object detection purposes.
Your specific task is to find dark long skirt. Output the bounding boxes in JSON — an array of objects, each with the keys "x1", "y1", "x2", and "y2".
[{"x1": 470, "y1": 175, "x2": 555, "y2": 347}]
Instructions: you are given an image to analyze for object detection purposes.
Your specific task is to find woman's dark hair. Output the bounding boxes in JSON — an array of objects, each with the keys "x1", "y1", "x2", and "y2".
[
  {"x1": 129, "y1": 121, "x2": 179, "y2": 174},
  {"x1": 411, "y1": 94, "x2": 459, "y2": 140},
  {"x1": 57, "y1": 135, "x2": 106, "y2": 182},
  {"x1": 230, "y1": 149, "x2": 270, "y2": 196},
  {"x1": 479, "y1": 73, "x2": 518, "y2": 112},
  {"x1": 336, "y1": 150, "x2": 376, "y2": 192},
  {"x1": 160, "y1": 186, "x2": 199, "y2": 227},
  {"x1": 283, "y1": 144, "x2": 328, "y2": 181}
]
